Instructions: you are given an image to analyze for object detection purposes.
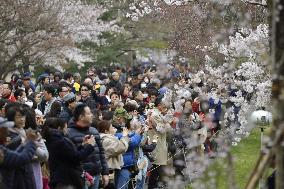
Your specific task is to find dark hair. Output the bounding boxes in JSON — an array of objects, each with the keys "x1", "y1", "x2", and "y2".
[
  {"x1": 148, "y1": 88, "x2": 159, "y2": 97},
  {"x1": 58, "y1": 84, "x2": 69, "y2": 92},
  {"x1": 14, "y1": 89, "x2": 25, "y2": 99},
  {"x1": 92, "y1": 109, "x2": 102, "y2": 120},
  {"x1": 64, "y1": 73, "x2": 73, "y2": 80},
  {"x1": 98, "y1": 74, "x2": 107, "y2": 81},
  {"x1": 102, "y1": 111, "x2": 113, "y2": 121},
  {"x1": 45, "y1": 101, "x2": 62, "y2": 118},
  {"x1": 44, "y1": 68, "x2": 51, "y2": 75},
  {"x1": 42, "y1": 117, "x2": 66, "y2": 140},
  {"x1": 38, "y1": 75, "x2": 49, "y2": 84},
  {"x1": 15, "y1": 79, "x2": 23, "y2": 90},
  {"x1": 125, "y1": 118, "x2": 131, "y2": 129},
  {"x1": 110, "y1": 91, "x2": 118, "y2": 98},
  {"x1": 154, "y1": 95, "x2": 164, "y2": 106},
  {"x1": 0, "y1": 99, "x2": 8, "y2": 109},
  {"x1": 44, "y1": 85, "x2": 57, "y2": 97},
  {"x1": 124, "y1": 103, "x2": 137, "y2": 112},
  {"x1": 3, "y1": 82, "x2": 13, "y2": 90},
  {"x1": 24, "y1": 106, "x2": 37, "y2": 130},
  {"x1": 11, "y1": 74, "x2": 20, "y2": 84},
  {"x1": 106, "y1": 87, "x2": 117, "y2": 95},
  {"x1": 27, "y1": 96, "x2": 37, "y2": 109},
  {"x1": 54, "y1": 72, "x2": 62, "y2": 78},
  {"x1": 132, "y1": 89, "x2": 141, "y2": 99},
  {"x1": 96, "y1": 120, "x2": 111, "y2": 133},
  {"x1": 80, "y1": 83, "x2": 91, "y2": 91},
  {"x1": 73, "y1": 103, "x2": 88, "y2": 122},
  {"x1": 28, "y1": 92, "x2": 40, "y2": 101},
  {"x1": 6, "y1": 104, "x2": 26, "y2": 121},
  {"x1": 59, "y1": 80, "x2": 72, "y2": 89}
]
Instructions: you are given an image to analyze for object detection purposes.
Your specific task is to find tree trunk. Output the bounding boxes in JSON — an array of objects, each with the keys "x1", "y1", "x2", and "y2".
[
  {"x1": 271, "y1": 0, "x2": 284, "y2": 188},
  {"x1": 22, "y1": 56, "x2": 31, "y2": 74},
  {"x1": 227, "y1": 151, "x2": 237, "y2": 189}
]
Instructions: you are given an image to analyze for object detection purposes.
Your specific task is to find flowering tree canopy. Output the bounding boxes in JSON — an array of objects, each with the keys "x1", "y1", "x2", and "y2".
[{"x1": 0, "y1": 0, "x2": 117, "y2": 78}]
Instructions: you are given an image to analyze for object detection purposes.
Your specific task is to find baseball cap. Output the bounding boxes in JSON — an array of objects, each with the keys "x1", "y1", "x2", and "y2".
[
  {"x1": 62, "y1": 93, "x2": 76, "y2": 103},
  {"x1": 23, "y1": 72, "x2": 31, "y2": 80},
  {"x1": 0, "y1": 117, "x2": 14, "y2": 128}
]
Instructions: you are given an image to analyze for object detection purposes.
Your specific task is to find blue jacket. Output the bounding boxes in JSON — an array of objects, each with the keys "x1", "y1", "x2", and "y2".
[
  {"x1": 0, "y1": 141, "x2": 36, "y2": 189},
  {"x1": 116, "y1": 132, "x2": 142, "y2": 168}
]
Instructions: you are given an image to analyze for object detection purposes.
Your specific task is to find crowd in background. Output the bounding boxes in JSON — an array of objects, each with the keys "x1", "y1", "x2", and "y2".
[{"x1": 0, "y1": 63, "x2": 228, "y2": 189}]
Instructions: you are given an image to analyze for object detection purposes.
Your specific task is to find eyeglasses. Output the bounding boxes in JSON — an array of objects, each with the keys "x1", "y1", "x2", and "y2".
[
  {"x1": 61, "y1": 90, "x2": 69, "y2": 92},
  {"x1": 68, "y1": 99, "x2": 76, "y2": 103},
  {"x1": 81, "y1": 89, "x2": 89, "y2": 91}
]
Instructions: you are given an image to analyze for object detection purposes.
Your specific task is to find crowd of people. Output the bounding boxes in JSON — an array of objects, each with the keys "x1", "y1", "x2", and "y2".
[{"x1": 0, "y1": 63, "x2": 227, "y2": 189}]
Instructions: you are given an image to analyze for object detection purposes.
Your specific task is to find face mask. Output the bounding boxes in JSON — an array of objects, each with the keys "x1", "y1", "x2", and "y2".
[
  {"x1": 144, "y1": 78, "x2": 149, "y2": 83},
  {"x1": 141, "y1": 83, "x2": 147, "y2": 88},
  {"x1": 143, "y1": 93, "x2": 148, "y2": 98},
  {"x1": 25, "y1": 100, "x2": 33, "y2": 108}
]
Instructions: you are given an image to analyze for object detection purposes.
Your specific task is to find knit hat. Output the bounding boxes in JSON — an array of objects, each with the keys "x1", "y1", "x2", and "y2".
[{"x1": 114, "y1": 107, "x2": 132, "y2": 120}]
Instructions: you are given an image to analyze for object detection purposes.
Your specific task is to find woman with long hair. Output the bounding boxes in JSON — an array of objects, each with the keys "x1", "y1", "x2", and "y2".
[{"x1": 24, "y1": 105, "x2": 49, "y2": 189}]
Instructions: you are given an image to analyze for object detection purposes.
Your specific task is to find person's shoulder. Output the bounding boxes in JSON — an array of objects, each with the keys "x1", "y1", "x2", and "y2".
[{"x1": 89, "y1": 127, "x2": 99, "y2": 135}]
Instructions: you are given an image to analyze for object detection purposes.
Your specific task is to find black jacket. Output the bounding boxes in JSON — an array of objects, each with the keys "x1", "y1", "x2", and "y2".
[
  {"x1": 46, "y1": 129, "x2": 94, "y2": 189},
  {"x1": 59, "y1": 106, "x2": 73, "y2": 123},
  {"x1": 79, "y1": 97, "x2": 97, "y2": 111},
  {"x1": 108, "y1": 79, "x2": 122, "y2": 92},
  {"x1": 0, "y1": 141, "x2": 36, "y2": 189},
  {"x1": 68, "y1": 119, "x2": 109, "y2": 176}
]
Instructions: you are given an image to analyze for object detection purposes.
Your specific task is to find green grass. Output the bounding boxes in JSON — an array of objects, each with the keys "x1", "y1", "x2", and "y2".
[{"x1": 188, "y1": 128, "x2": 268, "y2": 189}]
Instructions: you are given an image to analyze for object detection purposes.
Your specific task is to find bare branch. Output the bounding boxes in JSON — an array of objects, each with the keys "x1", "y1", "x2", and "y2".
[{"x1": 245, "y1": 1, "x2": 268, "y2": 8}]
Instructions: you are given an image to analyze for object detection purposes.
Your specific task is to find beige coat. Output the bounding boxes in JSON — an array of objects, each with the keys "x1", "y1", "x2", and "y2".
[
  {"x1": 148, "y1": 108, "x2": 172, "y2": 165},
  {"x1": 100, "y1": 133, "x2": 129, "y2": 170}
]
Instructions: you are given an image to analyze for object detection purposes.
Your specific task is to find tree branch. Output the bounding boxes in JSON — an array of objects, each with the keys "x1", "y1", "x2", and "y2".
[{"x1": 245, "y1": 1, "x2": 268, "y2": 8}]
